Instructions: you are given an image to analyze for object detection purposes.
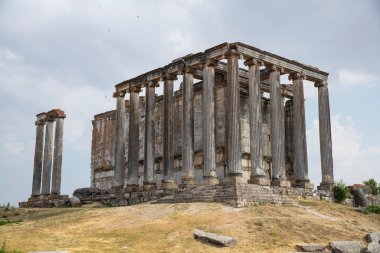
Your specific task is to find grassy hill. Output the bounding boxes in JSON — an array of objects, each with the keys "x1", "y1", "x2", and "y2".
[{"x1": 0, "y1": 200, "x2": 379, "y2": 252}]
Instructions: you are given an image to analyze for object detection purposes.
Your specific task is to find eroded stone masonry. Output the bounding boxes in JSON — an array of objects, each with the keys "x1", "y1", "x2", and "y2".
[{"x1": 82, "y1": 42, "x2": 335, "y2": 206}]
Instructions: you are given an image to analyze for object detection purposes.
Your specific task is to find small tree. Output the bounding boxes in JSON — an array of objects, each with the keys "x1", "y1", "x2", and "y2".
[
  {"x1": 363, "y1": 178, "x2": 379, "y2": 195},
  {"x1": 333, "y1": 180, "x2": 350, "y2": 203}
]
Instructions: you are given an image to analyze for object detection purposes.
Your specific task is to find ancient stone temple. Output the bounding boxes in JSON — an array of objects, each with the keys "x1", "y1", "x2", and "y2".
[
  {"x1": 87, "y1": 42, "x2": 334, "y2": 206},
  {"x1": 20, "y1": 109, "x2": 69, "y2": 207}
]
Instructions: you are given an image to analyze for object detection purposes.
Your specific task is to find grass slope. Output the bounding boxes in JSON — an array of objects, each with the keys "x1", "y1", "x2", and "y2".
[{"x1": 0, "y1": 200, "x2": 379, "y2": 253}]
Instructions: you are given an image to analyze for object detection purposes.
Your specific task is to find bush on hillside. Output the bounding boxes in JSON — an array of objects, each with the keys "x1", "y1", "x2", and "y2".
[
  {"x1": 333, "y1": 180, "x2": 350, "y2": 203},
  {"x1": 364, "y1": 204, "x2": 380, "y2": 214},
  {"x1": 363, "y1": 178, "x2": 380, "y2": 195}
]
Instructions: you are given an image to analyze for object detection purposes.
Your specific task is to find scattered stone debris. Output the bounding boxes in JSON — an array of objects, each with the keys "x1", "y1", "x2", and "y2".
[
  {"x1": 329, "y1": 241, "x2": 366, "y2": 253},
  {"x1": 69, "y1": 196, "x2": 81, "y2": 207},
  {"x1": 296, "y1": 243, "x2": 325, "y2": 252},
  {"x1": 367, "y1": 232, "x2": 380, "y2": 244},
  {"x1": 193, "y1": 229, "x2": 236, "y2": 247},
  {"x1": 366, "y1": 242, "x2": 380, "y2": 253},
  {"x1": 352, "y1": 188, "x2": 369, "y2": 207}
]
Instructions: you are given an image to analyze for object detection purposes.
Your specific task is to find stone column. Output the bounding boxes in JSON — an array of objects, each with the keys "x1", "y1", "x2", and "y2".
[
  {"x1": 41, "y1": 115, "x2": 55, "y2": 195},
  {"x1": 181, "y1": 67, "x2": 195, "y2": 187},
  {"x1": 112, "y1": 91, "x2": 126, "y2": 188},
  {"x1": 143, "y1": 80, "x2": 158, "y2": 189},
  {"x1": 202, "y1": 59, "x2": 219, "y2": 185},
  {"x1": 51, "y1": 110, "x2": 66, "y2": 195},
  {"x1": 289, "y1": 73, "x2": 313, "y2": 189},
  {"x1": 268, "y1": 65, "x2": 290, "y2": 187},
  {"x1": 162, "y1": 73, "x2": 178, "y2": 189},
  {"x1": 226, "y1": 49, "x2": 242, "y2": 176},
  {"x1": 245, "y1": 59, "x2": 269, "y2": 185},
  {"x1": 127, "y1": 86, "x2": 141, "y2": 191},
  {"x1": 31, "y1": 113, "x2": 46, "y2": 196},
  {"x1": 315, "y1": 81, "x2": 334, "y2": 190}
]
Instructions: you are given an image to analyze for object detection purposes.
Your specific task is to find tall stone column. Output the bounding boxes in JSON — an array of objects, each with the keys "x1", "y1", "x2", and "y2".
[
  {"x1": 41, "y1": 116, "x2": 55, "y2": 195},
  {"x1": 202, "y1": 59, "x2": 219, "y2": 185},
  {"x1": 51, "y1": 110, "x2": 66, "y2": 195},
  {"x1": 162, "y1": 73, "x2": 178, "y2": 189},
  {"x1": 315, "y1": 81, "x2": 334, "y2": 190},
  {"x1": 143, "y1": 80, "x2": 158, "y2": 189},
  {"x1": 268, "y1": 65, "x2": 290, "y2": 187},
  {"x1": 182, "y1": 67, "x2": 195, "y2": 187},
  {"x1": 245, "y1": 59, "x2": 269, "y2": 185},
  {"x1": 112, "y1": 91, "x2": 126, "y2": 188},
  {"x1": 226, "y1": 48, "x2": 242, "y2": 176},
  {"x1": 127, "y1": 86, "x2": 141, "y2": 191},
  {"x1": 289, "y1": 73, "x2": 313, "y2": 189},
  {"x1": 31, "y1": 113, "x2": 46, "y2": 196}
]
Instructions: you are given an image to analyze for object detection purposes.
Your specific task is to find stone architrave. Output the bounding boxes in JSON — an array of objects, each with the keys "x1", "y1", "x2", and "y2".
[
  {"x1": 226, "y1": 48, "x2": 242, "y2": 176},
  {"x1": 268, "y1": 65, "x2": 290, "y2": 187},
  {"x1": 181, "y1": 67, "x2": 195, "y2": 187},
  {"x1": 31, "y1": 113, "x2": 46, "y2": 196},
  {"x1": 202, "y1": 59, "x2": 219, "y2": 185},
  {"x1": 162, "y1": 73, "x2": 178, "y2": 189},
  {"x1": 41, "y1": 114, "x2": 55, "y2": 195},
  {"x1": 315, "y1": 81, "x2": 334, "y2": 190},
  {"x1": 289, "y1": 73, "x2": 313, "y2": 189},
  {"x1": 112, "y1": 91, "x2": 126, "y2": 188},
  {"x1": 51, "y1": 109, "x2": 66, "y2": 195},
  {"x1": 127, "y1": 86, "x2": 141, "y2": 191},
  {"x1": 143, "y1": 80, "x2": 158, "y2": 189},
  {"x1": 245, "y1": 59, "x2": 269, "y2": 186}
]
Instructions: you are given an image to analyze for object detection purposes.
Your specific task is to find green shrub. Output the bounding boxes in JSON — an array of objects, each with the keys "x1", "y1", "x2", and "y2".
[
  {"x1": 363, "y1": 178, "x2": 380, "y2": 195},
  {"x1": 333, "y1": 180, "x2": 350, "y2": 203},
  {"x1": 364, "y1": 204, "x2": 380, "y2": 214},
  {"x1": 0, "y1": 240, "x2": 22, "y2": 253}
]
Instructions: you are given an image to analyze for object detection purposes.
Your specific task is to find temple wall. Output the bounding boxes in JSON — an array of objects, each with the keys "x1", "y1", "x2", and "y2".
[{"x1": 91, "y1": 80, "x2": 294, "y2": 190}]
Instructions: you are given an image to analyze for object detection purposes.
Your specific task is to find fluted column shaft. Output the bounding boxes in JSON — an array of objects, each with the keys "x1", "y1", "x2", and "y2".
[
  {"x1": 316, "y1": 81, "x2": 334, "y2": 190},
  {"x1": 127, "y1": 87, "x2": 141, "y2": 187},
  {"x1": 113, "y1": 92, "x2": 126, "y2": 187},
  {"x1": 269, "y1": 66, "x2": 288, "y2": 186},
  {"x1": 144, "y1": 81, "x2": 157, "y2": 187},
  {"x1": 182, "y1": 69, "x2": 195, "y2": 185},
  {"x1": 290, "y1": 73, "x2": 311, "y2": 188},
  {"x1": 162, "y1": 75, "x2": 177, "y2": 188},
  {"x1": 51, "y1": 116, "x2": 65, "y2": 195},
  {"x1": 226, "y1": 49, "x2": 242, "y2": 175},
  {"x1": 31, "y1": 118, "x2": 45, "y2": 196},
  {"x1": 202, "y1": 60, "x2": 218, "y2": 184},
  {"x1": 41, "y1": 119, "x2": 54, "y2": 195}
]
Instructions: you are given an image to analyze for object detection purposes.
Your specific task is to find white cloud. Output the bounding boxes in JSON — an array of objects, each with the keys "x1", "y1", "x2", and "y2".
[{"x1": 337, "y1": 69, "x2": 379, "y2": 87}]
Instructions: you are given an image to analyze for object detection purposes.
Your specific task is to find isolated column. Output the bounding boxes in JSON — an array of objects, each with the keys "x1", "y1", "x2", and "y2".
[
  {"x1": 162, "y1": 73, "x2": 178, "y2": 189},
  {"x1": 202, "y1": 59, "x2": 219, "y2": 185},
  {"x1": 268, "y1": 65, "x2": 289, "y2": 187},
  {"x1": 289, "y1": 73, "x2": 313, "y2": 189},
  {"x1": 143, "y1": 81, "x2": 158, "y2": 188},
  {"x1": 127, "y1": 86, "x2": 141, "y2": 190},
  {"x1": 245, "y1": 59, "x2": 269, "y2": 185},
  {"x1": 182, "y1": 67, "x2": 195, "y2": 186},
  {"x1": 113, "y1": 91, "x2": 126, "y2": 188},
  {"x1": 51, "y1": 110, "x2": 66, "y2": 195},
  {"x1": 315, "y1": 81, "x2": 334, "y2": 190},
  {"x1": 226, "y1": 48, "x2": 242, "y2": 176},
  {"x1": 31, "y1": 114, "x2": 46, "y2": 196},
  {"x1": 41, "y1": 116, "x2": 55, "y2": 195}
]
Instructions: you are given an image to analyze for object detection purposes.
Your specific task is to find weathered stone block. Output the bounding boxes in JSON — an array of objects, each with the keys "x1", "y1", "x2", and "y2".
[
  {"x1": 329, "y1": 241, "x2": 366, "y2": 253},
  {"x1": 193, "y1": 229, "x2": 236, "y2": 247},
  {"x1": 296, "y1": 243, "x2": 325, "y2": 252},
  {"x1": 366, "y1": 242, "x2": 380, "y2": 253},
  {"x1": 367, "y1": 232, "x2": 380, "y2": 244}
]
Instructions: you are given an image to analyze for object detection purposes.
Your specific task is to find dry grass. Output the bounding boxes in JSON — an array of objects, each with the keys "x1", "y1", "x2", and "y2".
[{"x1": 0, "y1": 200, "x2": 379, "y2": 253}]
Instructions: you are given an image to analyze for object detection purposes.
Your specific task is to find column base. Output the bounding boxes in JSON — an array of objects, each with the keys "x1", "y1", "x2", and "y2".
[
  {"x1": 294, "y1": 180, "x2": 314, "y2": 189},
  {"x1": 125, "y1": 184, "x2": 140, "y2": 193},
  {"x1": 318, "y1": 182, "x2": 333, "y2": 191},
  {"x1": 142, "y1": 182, "x2": 156, "y2": 191},
  {"x1": 112, "y1": 179, "x2": 124, "y2": 188},
  {"x1": 271, "y1": 179, "x2": 291, "y2": 188},
  {"x1": 248, "y1": 176, "x2": 270, "y2": 186},
  {"x1": 161, "y1": 179, "x2": 178, "y2": 189},
  {"x1": 202, "y1": 176, "x2": 219, "y2": 186},
  {"x1": 181, "y1": 175, "x2": 196, "y2": 188},
  {"x1": 228, "y1": 172, "x2": 243, "y2": 177}
]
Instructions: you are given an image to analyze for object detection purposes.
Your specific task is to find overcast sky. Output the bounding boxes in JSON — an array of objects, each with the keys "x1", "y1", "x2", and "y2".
[{"x1": 0, "y1": 0, "x2": 379, "y2": 206}]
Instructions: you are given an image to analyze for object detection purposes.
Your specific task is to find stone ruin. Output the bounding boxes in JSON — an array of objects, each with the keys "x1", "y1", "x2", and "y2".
[
  {"x1": 22, "y1": 42, "x2": 339, "y2": 207},
  {"x1": 19, "y1": 109, "x2": 68, "y2": 207}
]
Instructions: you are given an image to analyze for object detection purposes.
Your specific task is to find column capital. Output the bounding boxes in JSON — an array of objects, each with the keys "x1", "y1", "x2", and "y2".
[
  {"x1": 181, "y1": 66, "x2": 197, "y2": 75},
  {"x1": 266, "y1": 64, "x2": 285, "y2": 74},
  {"x1": 35, "y1": 119, "x2": 46, "y2": 126},
  {"x1": 243, "y1": 58, "x2": 264, "y2": 67},
  {"x1": 48, "y1": 109, "x2": 66, "y2": 119},
  {"x1": 314, "y1": 80, "x2": 328, "y2": 88},
  {"x1": 35, "y1": 112, "x2": 47, "y2": 125},
  {"x1": 288, "y1": 72, "x2": 306, "y2": 81},
  {"x1": 113, "y1": 91, "x2": 126, "y2": 98},
  {"x1": 162, "y1": 72, "x2": 178, "y2": 81},
  {"x1": 145, "y1": 79, "x2": 160, "y2": 88},
  {"x1": 224, "y1": 48, "x2": 241, "y2": 59},
  {"x1": 129, "y1": 85, "x2": 142, "y2": 93},
  {"x1": 201, "y1": 58, "x2": 219, "y2": 68}
]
